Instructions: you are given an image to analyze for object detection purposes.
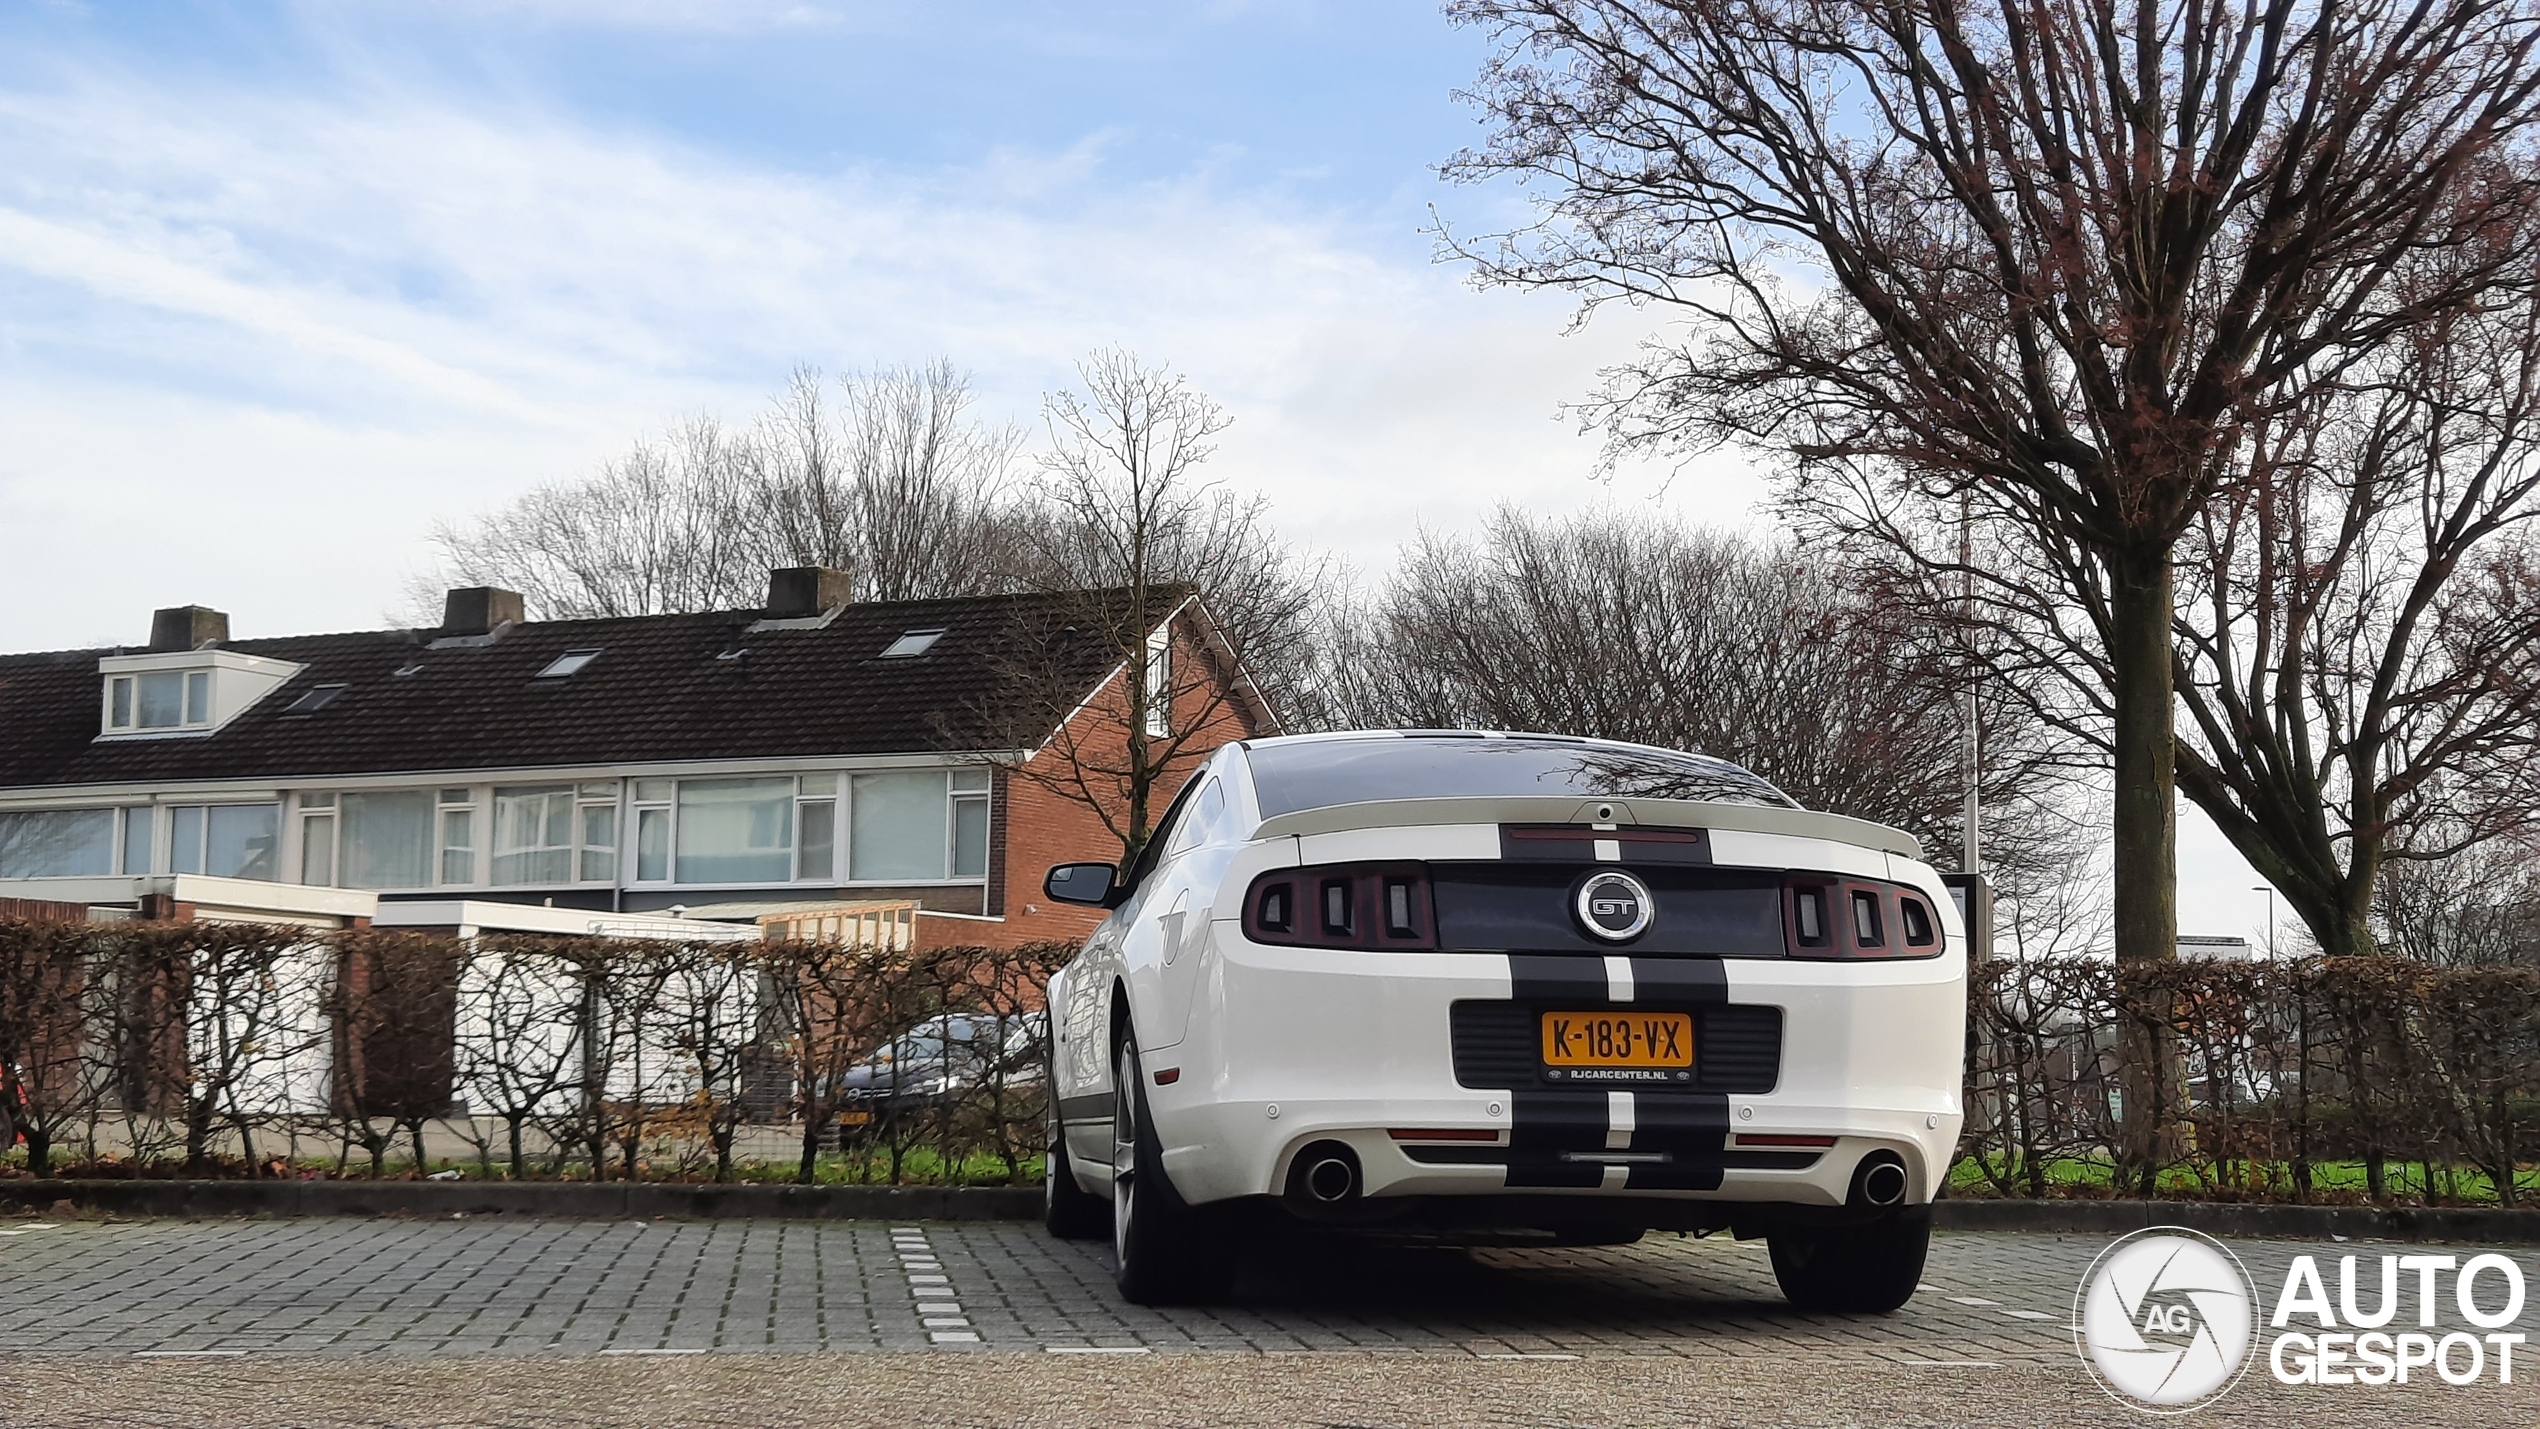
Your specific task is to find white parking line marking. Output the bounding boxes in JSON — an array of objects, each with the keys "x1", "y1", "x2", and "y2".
[
  {"x1": 1476, "y1": 1352, "x2": 1581, "y2": 1360},
  {"x1": 600, "y1": 1348, "x2": 706, "y2": 1356},
  {"x1": 1946, "y1": 1296, "x2": 1998, "y2": 1306},
  {"x1": 1048, "y1": 1346, "x2": 1152, "y2": 1355},
  {"x1": 1603, "y1": 956, "x2": 1633, "y2": 1002},
  {"x1": 2000, "y1": 1310, "x2": 2054, "y2": 1320},
  {"x1": 930, "y1": 1331, "x2": 981, "y2": 1344}
]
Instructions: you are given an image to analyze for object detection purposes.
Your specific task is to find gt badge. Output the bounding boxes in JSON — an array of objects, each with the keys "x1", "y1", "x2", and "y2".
[{"x1": 1574, "y1": 869, "x2": 1655, "y2": 943}]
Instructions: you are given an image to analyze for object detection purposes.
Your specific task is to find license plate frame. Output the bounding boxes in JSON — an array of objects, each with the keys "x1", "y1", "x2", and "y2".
[{"x1": 1538, "y1": 1011, "x2": 1695, "y2": 1084}]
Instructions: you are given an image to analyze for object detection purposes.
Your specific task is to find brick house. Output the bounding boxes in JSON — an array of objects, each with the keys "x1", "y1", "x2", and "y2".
[{"x1": 0, "y1": 570, "x2": 1269, "y2": 944}]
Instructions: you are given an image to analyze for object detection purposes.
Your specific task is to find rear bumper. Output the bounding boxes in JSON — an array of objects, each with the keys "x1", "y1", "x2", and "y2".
[{"x1": 1145, "y1": 930, "x2": 1965, "y2": 1209}]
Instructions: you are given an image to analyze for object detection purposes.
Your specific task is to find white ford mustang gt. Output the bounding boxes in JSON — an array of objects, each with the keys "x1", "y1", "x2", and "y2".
[{"x1": 1039, "y1": 731, "x2": 1967, "y2": 1311}]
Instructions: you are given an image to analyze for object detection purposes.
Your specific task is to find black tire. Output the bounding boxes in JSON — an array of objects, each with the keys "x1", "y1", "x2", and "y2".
[
  {"x1": 1767, "y1": 1207, "x2": 1931, "y2": 1314},
  {"x1": 1111, "y1": 1030, "x2": 1235, "y2": 1305},
  {"x1": 1044, "y1": 1098, "x2": 1108, "y2": 1240}
]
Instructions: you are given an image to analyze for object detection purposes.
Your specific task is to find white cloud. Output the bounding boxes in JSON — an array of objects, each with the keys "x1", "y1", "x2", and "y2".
[{"x1": 0, "y1": 62, "x2": 1754, "y2": 651}]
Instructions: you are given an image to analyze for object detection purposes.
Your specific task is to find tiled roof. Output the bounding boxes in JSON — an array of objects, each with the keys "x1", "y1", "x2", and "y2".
[{"x1": 0, "y1": 590, "x2": 1153, "y2": 791}]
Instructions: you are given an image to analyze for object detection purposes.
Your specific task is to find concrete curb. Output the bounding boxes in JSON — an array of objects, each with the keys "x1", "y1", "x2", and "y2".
[
  {"x1": 9, "y1": 1180, "x2": 2536, "y2": 1241},
  {"x1": 0, "y1": 1180, "x2": 1044, "y2": 1221},
  {"x1": 1935, "y1": 1197, "x2": 2540, "y2": 1244}
]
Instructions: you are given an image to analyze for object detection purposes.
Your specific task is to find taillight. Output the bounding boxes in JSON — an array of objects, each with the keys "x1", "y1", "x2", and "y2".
[
  {"x1": 1245, "y1": 864, "x2": 1435, "y2": 950},
  {"x1": 1785, "y1": 878, "x2": 1943, "y2": 959}
]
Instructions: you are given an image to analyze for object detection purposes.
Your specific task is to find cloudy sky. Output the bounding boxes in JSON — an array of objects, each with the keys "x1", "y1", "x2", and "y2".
[{"x1": 0, "y1": 0, "x2": 2269, "y2": 944}]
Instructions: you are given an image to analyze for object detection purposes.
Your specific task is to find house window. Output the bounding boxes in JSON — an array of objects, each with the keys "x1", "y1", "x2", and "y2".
[
  {"x1": 797, "y1": 774, "x2": 837, "y2": 882},
  {"x1": 106, "y1": 670, "x2": 212, "y2": 732},
  {"x1": 851, "y1": 771, "x2": 949, "y2": 881},
  {"x1": 337, "y1": 791, "x2": 433, "y2": 889},
  {"x1": 439, "y1": 789, "x2": 475, "y2": 885},
  {"x1": 951, "y1": 770, "x2": 990, "y2": 879},
  {"x1": 0, "y1": 809, "x2": 114, "y2": 877},
  {"x1": 618, "y1": 772, "x2": 988, "y2": 887},
  {"x1": 632, "y1": 779, "x2": 672, "y2": 883},
  {"x1": 674, "y1": 777, "x2": 795, "y2": 883},
  {"x1": 120, "y1": 807, "x2": 153, "y2": 874},
  {"x1": 169, "y1": 805, "x2": 279, "y2": 881},
  {"x1": 297, "y1": 793, "x2": 335, "y2": 886},
  {"x1": 1143, "y1": 632, "x2": 1171, "y2": 738},
  {"x1": 492, "y1": 785, "x2": 575, "y2": 884},
  {"x1": 579, "y1": 783, "x2": 619, "y2": 882}
]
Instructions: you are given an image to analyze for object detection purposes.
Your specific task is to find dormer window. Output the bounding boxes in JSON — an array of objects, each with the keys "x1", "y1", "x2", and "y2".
[
  {"x1": 108, "y1": 671, "x2": 211, "y2": 731},
  {"x1": 97, "y1": 648, "x2": 304, "y2": 740}
]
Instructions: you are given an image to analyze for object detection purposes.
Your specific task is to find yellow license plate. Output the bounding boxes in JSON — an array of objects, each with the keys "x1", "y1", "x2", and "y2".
[
  {"x1": 1540, "y1": 1012, "x2": 1694, "y2": 1068},
  {"x1": 837, "y1": 1109, "x2": 873, "y2": 1127}
]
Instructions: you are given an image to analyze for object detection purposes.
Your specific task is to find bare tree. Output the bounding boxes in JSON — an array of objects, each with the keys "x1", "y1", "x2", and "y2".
[
  {"x1": 428, "y1": 363, "x2": 1027, "y2": 618},
  {"x1": 1440, "y1": 0, "x2": 2540, "y2": 980},
  {"x1": 982, "y1": 349, "x2": 1291, "y2": 862},
  {"x1": 2378, "y1": 833, "x2": 2540, "y2": 966},
  {"x1": 1305, "y1": 504, "x2": 2093, "y2": 927},
  {"x1": 1840, "y1": 274, "x2": 2540, "y2": 958}
]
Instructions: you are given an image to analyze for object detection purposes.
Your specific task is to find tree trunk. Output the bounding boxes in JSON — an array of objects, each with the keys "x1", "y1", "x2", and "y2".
[
  {"x1": 508, "y1": 1114, "x2": 527, "y2": 1179},
  {"x1": 2110, "y1": 551, "x2": 2184, "y2": 1188},
  {"x1": 25, "y1": 1125, "x2": 49, "y2": 1178},
  {"x1": 799, "y1": 1120, "x2": 821, "y2": 1186}
]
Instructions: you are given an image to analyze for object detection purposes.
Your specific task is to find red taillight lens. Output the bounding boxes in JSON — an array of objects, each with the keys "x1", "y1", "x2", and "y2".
[
  {"x1": 1245, "y1": 864, "x2": 1435, "y2": 949},
  {"x1": 1785, "y1": 878, "x2": 1943, "y2": 959}
]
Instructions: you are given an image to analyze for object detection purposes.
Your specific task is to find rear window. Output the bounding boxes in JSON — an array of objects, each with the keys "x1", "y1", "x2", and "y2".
[{"x1": 1244, "y1": 736, "x2": 1795, "y2": 817}]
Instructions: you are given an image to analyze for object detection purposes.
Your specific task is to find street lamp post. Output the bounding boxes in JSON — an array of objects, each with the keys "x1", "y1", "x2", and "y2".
[{"x1": 2251, "y1": 886, "x2": 2277, "y2": 961}]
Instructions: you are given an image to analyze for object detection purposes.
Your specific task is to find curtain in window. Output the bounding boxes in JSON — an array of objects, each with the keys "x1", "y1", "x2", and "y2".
[
  {"x1": 0, "y1": 809, "x2": 114, "y2": 877},
  {"x1": 339, "y1": 792, "x2": 433, "y2": 889},
  {"x1": 676, "y1": 777, "x2": 794, "y2": 883},
  {"x1": 851, "y1": 771, "x2": 948, "y2": 881}
]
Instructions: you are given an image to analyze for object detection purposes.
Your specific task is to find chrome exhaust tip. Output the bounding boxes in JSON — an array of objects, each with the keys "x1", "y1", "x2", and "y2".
[
  {"x1": 1859, "y1": 1158, "x2": 1908, "y2": 1208},
  {"x1": 1305, "y1": 1156, "x2": 1358, "y2": 1203}
]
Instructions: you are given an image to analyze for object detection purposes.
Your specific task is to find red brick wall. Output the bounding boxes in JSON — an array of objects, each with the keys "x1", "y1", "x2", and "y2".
[{"x1": 984, "y1": 614, "x2": 1263, "y2": 948}]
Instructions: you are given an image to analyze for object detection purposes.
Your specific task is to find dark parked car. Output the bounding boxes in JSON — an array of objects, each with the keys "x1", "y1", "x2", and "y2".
[{"x1": 833, "y1": 1012, "x2": 1046, "y2": 1140}]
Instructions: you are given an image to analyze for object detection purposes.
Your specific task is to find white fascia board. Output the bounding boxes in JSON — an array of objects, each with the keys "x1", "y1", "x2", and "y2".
[
  {"x1": 171, "y1": 875, "x2": 377, "y2": 921},
  {"x1": 374, "y1": 899, "x2": 742, "y2": 941},
  {"x1": 0, "y1": 874, "x2": 378, "y2": 921},
  {"x1": 0, "y1": 751, "x2": 1035, "y2": 808},
  {"x1": 95, "y1": 649, "x2": 302, "y2": 678}
]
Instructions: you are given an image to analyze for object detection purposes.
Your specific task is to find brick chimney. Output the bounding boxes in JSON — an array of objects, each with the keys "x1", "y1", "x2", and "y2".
[
  {"x1": 765, "y1": 566, "x2": 853, "y2": 618},
  {"x1": 148, "y1": 606, "x2": 229, "y2": 652},
  {"x1": 441, "y1": 587, "x2": 525, "y2": 636}
]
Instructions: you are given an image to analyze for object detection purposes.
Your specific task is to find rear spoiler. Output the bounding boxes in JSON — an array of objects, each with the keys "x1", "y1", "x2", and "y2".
[{"x1": 1250, "y1": 796, "x2": 1922, "y2": 862}]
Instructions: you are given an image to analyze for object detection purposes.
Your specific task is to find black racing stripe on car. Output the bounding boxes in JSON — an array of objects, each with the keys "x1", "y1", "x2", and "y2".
[
  {"x1": 1629, "y1": 955, "x2": 1728, "y2": 1004},
  {"x1": 1622, "y1": 1163, "x2": 1732, "y2": 1191},
  {"x1": 1507, "y1": 954, "x2": 1609, "y2": 1004},
  {"x1": 1628, "y1": 1090, "x2": 1729, "y2": 1152},
  {"x1": 1502, "y1": 1088, "x2": 1608, "y2": 1188}
]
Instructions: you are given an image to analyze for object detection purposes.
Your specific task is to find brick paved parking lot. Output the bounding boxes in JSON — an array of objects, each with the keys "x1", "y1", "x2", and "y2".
[{"x1": 0, "y1": 1218, "x2": 2530, "y2": 1425}]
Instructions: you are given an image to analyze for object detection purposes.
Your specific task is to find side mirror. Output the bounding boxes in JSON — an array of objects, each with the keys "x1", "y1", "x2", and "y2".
[{"x1": 1044, "y1": 862, "x2": 1120, "y2": 908}]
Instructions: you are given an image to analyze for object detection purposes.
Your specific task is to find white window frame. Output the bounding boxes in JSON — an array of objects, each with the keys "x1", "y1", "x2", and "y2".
[
  {"x1": 104, "y1": 671, "x2": 213, "y2": 734},
  {"x1": 616, "y1": 770, "x2": 991, "y2": 890},
  {"x1": 1143, "y1": 631, "x2": 1172, "y2": 739}
]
